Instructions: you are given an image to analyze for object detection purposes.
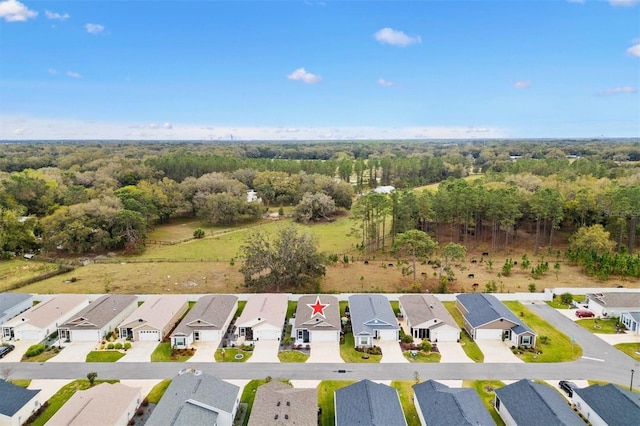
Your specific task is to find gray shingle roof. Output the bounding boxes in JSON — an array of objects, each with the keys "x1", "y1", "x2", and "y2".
[
  {"x1": 588, "y1": 292, "x2": 640, "y2": 308},
  {"x1": 573, "y1": 383, "x2": 640, "y2": 425},
  {"x1": 146, "y1": 371, "x2": 240, "y2": 426},
  {"x1": 457, "y1": 293, "x2": 535, "y2": 335},
  {"x1": 412, "y1": 380, "x2": 496, "y2": 426},
  {"x1": 348, "y1": 295, "x2": 399, "y2": 337},
  {"x1": 247, "y1": 380, "x2": 318, "y2": 426},
  {"x1": 0, "y1": 293, "x2": 31, "y2": 317},
  {"x1": 171, "y1": 295, "x2": 237, "y2": 337},
  {"x1": 495, "y1": 379, "x2": 583, "y2": 426},
  {"x1": 294, "y1": 295, "x2": 340, "y2": 331},
  {"x1": 335, "y1": 379, "x2": 407, "y2": 426},
  {"x1": 0, "y1": 380, "x2": 40, "y2": 417},
  {"x1": 59, "y1": 294, "x2": 137, "y2": 330},
  {"x1": 399, "y1": 294, "x2": 459, "y2": 330}
]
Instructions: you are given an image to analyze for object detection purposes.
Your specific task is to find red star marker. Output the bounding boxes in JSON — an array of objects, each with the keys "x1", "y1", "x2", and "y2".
[{"x1": 308, "y1": 296, "x2": 329, "y2": 317}]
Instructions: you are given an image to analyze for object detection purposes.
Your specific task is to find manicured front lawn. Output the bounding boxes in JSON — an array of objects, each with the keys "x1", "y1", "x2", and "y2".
[
  {"x1": 151, "y1": 342, "x2": 191, "y2": 362},
  {"x1": 443, "y1": 302, "x2": 484, "y2": 362},
  {"x1": 146, "y1": 379, "x2": 171, "y2": 404},
  {"x1": 503, "y1": 301, "x2": 582, "y2": 362},
  {"x1": 339, "y1": 333, "x2": 381, "y2": 363},
  {"x1": 318, "y1": 380, "x2": 354, "y2": 426},
  {"x1": 546, "y1": 294, "x2": 585, "y2": 309},
  {"x1": 403, "y1": 351, "x2": 441, "y2": 362},
  {"x1": 30, "y1": 380, "x2": 118, "y2": 426},
  {"x1": 391, "y1": 380, "x2": 421, "y2": 426},
  {"x1": 277, "y1": 350, "x2": 309, "y2": 363},
  {"x1": 21, "y1": 345, "x2": 60, "y2": 362},
  {"x1": 615, "y1": 342, "x2": 640, "y2": 361},
  {"x1": 85, "y1": 350, "x2": 125, "y2": 362},
  {"x1": 463, "y1": 380, "x2": 506, "y2": 426},
  {"x1": 215, "y1": 348, "x2": 253, "y2": 362},
  {"x1": 576, "y1": 318, "x2": 620, "y2": 334}
]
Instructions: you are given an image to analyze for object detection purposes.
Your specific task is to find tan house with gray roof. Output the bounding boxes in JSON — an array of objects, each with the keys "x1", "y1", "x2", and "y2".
[
  {"x1": 47, "y1": 382, "x2": 141, "y2": 426},
  {"x1": 118, "y1": 295, "x2": 188, "y2": 342},
  {"x1": 248, "y1": 380, "x2": 318, "y2": 426},
  {"x1": 2, "y1": 294, "x2": 88, "y2": 342},
  {"x1": 586, "y1": 292, "x2": 640, "y2": 318},
  {"x1": 399, "y1": 294, "x2": 460, "y2": 342},
  {"x1": 57, "y1": 294, "x2": 137, "y2": 342},
  {"x1": 236, "y1": 294, "x2": 288, "y2": 341},
  {"x1": 171, "y1": 294, "x2": 238, "y2": 348}
]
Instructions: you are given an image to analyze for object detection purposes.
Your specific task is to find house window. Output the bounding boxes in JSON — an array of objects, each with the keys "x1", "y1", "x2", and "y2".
[
  {"x1": 521, "y1": 335, "x2": 531, "y2": 345},
  {"x1": 360, "y1": 338, "x2": 368, "y2": 346}
]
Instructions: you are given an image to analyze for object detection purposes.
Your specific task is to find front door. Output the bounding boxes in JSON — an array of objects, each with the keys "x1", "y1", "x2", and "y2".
[{"x1": 194, "y1": 331, "x2": 200, "y2": 341}]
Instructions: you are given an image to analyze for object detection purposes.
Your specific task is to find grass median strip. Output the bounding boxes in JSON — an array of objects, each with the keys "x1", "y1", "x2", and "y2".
[{"x1": 443, "y1": 302, "x2": 484, "y2": 362}]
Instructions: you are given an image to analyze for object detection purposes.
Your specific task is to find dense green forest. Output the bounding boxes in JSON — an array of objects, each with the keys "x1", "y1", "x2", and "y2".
[{"x1": 1, "y1": 140, "x2": 638, "y2": 277}]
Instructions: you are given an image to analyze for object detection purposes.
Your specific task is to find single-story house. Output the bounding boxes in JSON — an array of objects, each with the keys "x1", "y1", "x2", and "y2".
[
  {"x1": 57, "y1": 294, "x2": 138, "y2": 343},
  {"x1": 335, "y1": 379, "x2": 407, "y2": 426},
  {"x1": 170, "y1": 294, "x2": 238, "y2": 348},
  {"x1": 0, "y1": 293, "x2": 33, "y2": 325},
  {"x1": 494, "y1": 379, "x2": 583, "y2": 426},
  {"x1": 348, "y1": 294, "x2": 399, "y2": 347},
  {"x1": 586, "y1": 292, "x2": 640, "y2": 318},
  {"x1": 236, "y1": 294, "x2": 288, "y2": 341},
  {"x1": 2, "y1": 294, "x2": 88, "y2": 342},
  {"x1": 46, "y1": 382, "x2": 141, "y2": 426},
  {"x1": 399, "y1": 294, "x2": 460, "y2": 342},
  {"x1": 456, "y1": 293, "x2": 536, "y2": 347},
  {"x1": 572, "y1": 383, "x2": 640, "y2": 426},
  {"x1": 247, "y1": 380, "x2": 318, "y2": 426},
  {"x1": 118, "y1": 295, "x2": 188, "y2": 342},
  {"x1": 620, "y1": 312, "x2": 640, "y2": 335},
  {"x1": 146, "y1": 370, "x2": 241, "y2": 426},
  {"x1": 0, "y1": 380, "x2": 42, "y2": 426},
  {"x1": 292, "y1": 294, "x2": 340, "y2": 344},
  {"x1": 412, "y1": 380, "x2": 495, "y2": 426}
]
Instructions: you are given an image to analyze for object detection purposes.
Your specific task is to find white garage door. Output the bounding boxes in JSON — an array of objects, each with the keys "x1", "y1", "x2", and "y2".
[
  {"x1": 475, "y1": 329, "x2": 503, "y2": 340},
  {"x1": 256, "y1": 329, "x2": 280, "y2": 340},
  {"x1": 19, "y1": 330, "x2": 42, "y2": 341},
  {"x1": 310, "y1": 331, "x2": 338, "y2": 342},
  {"x1": 432, "y1": 329, "x2": 459, "y2": 343},
  {"x1": 138, "y1": 330, "x2": 160, "y2": 341},
  {"x1": 379, "y1": 329, "x2": 398, "y2": 341}
]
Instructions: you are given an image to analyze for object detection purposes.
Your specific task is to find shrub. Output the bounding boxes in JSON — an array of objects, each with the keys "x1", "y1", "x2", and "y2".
[
  {"x1": 114, "y1": 342, "x2": 123, "y2": 350},
  {"x1": 193, "y1": 228, "x2": 205, "y2": 239},
  {"x1": 124, "y1": 342, "x2": 132, "y2": 350},
  {"x1": 560, "y1": 293, "x2": 573, "y2": 305},
  {"x1": 107, "y1": 343, "x2": 115, "y2": 350},
  {"x1": 420, "y1": 340, "x2": 432, "y2": 352},
  {"x1": 401, "y1": 334, "x2": 414, "y2": 344},
  {"x1": 142, "y1": 398, "x2": 149, "y2": 407},
  {"x1": 25, "y1": 344, "x2": 46, "y2": 358},
  {"x1": 136, "y1": 408, "x2": 144, "y2": 416}
]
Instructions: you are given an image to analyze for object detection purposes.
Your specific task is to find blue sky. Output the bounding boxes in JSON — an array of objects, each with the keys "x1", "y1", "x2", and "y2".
[{"x1": 1, "y1": 0, "x2": 638, "y2": 140}]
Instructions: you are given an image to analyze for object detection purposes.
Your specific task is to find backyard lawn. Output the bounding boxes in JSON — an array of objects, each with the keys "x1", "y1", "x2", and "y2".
[
  {"x1": 318, "y1": 380, "x2": 354, "y2": 426},
  {"x1": 503, "y1": 301, "x2": 582, "y2": 362},
  {"x1": 463, "y1": 380, "x2": 506, "y2": 426},
  {"x1": 443, "y1": 302, "x2": 484, "y2": 362},
  {"x1": 339, "y1": 333, "x2": 381, "y2": 363},
  {"x1": 85, "y1": 350, "x2": 125, "y2": 362}
]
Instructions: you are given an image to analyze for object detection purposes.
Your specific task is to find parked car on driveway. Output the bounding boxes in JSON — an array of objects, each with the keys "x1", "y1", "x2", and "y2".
[
  {"x1": 575, "y1": 310, "x2": 595, "y2": 318},
  {"x1": 559, "y1": 380, "x2": 579, "y2": 397},
  {"x1": 0, "y1": 344, "x2": 15, "y2": 358}
]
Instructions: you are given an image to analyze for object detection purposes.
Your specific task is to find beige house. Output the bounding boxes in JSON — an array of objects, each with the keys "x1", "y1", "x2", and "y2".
[
  {"x1": 2, "y1": 294, "x2": 88, "y2": 342},
  {"x1": 47, "y1": 382, "x2": 141, "y2": 426},
  {"x1": 117, "y1": 295, "x2": 188, "y2": 342},
  {"x1": 170, "y1": 294, "x2": 238, "y2": 348},
  {"x1": 236, "y1": 294, "x2": 288, "y2": 341}
]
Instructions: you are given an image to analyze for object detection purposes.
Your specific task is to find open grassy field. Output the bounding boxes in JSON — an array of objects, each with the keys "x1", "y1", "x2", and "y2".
[{"x1": 0, "y1": 259, "x2": 61, "y2": 292}]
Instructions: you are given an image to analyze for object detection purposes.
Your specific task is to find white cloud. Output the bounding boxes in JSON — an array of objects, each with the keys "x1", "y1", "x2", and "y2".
[
  {"x1": 45, "y1": 10, "x2": 69, "y2": 21},
  {"x1": 287, "y1": 67, "x2": 322, "y2": 84},
  {"x1": 609, "y1": 0, "x2": 638, "y2": 6},
  {"x1": 374, "y1": 27, "x2": 421, "y2": 47},
  {"x1": 378, "y1": 78, "x2": 394, "y2": 87},
  {"x1": 85, "y1": 23, "x2": 105, "y2": 35},
  {"x1": 627, "y1": 44, "x2": 640, "y2": 56},
  {"x1": 146, "y1": 122, "x2": 173, "y2": 129},
  {"x1": 0, "y1": 0, "x2": 37, "y2": 22},
  {"x1": 162, "y1": 122, "x2": 173, "y2": 129},
  {"x1": 514, "y1": 80, "x2": 532, "y2": 89},
  {"x1": 598, "y1": 86, "x2": 637, "y2": 96},
  {"x1": 48, "y1": 68, "x2": 58, "y2": 75},
  {"x1": 66, "y1": 71, "x2": 82, "y2": 78}
]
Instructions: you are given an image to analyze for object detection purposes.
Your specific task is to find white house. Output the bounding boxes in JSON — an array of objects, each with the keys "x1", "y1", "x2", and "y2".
[
  {"x1": 0, "y1": 380, "x2": 42, "y2": 426},
  {"x1": 0, "y1": 293, "x2": 33, "y2": 326},
  {"x1": 620, "y1": 312, "x2": 640, "y2": 335},
  {"x1": 293, "y1": 295, "x2": 341, "y2": 344},
  {"x1": 57, "y1": 295, "x2": 138, "y2": 342},
  {"x1": 170, "y1": 295, "x2": 238, "y2": 348},
  {"x1": 586, "y1": 292, "x2": 640, "y2": 318},
  {"x1": 236, "y1": 294, "x2": 288, "y2": 341},
  {"x1": 118, "y1": 295, "x2": 188, "y2": 342},
  {"x1": 399, "y1": 294, "x2": 460, "y2": 343}
]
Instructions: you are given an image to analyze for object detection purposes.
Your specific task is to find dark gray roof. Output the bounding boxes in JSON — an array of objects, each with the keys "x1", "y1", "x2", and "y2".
[
  {"x1": 294, "y1": 295, "x2": 340, "y2": 331},
  {"x1": 146, "y1": 371, "x2": 240, "y2": 426},
  {"x1": 399, "y1": 294, "x2": 459, "y2": 330},
  {"x1": 457, "y1": 294, "x2": 535, "y2": 335},
  {"x1": 0, "y1": 380, "x2": 40, "y2": 417},
  {"x1": 0, "y1": 293, "x2": 31, "y2": 316},
  {"x1": 573, "y1": 383, "x2": 640, "y2": 425},
  {"x1": 412, "y1": 380, "x2": 495, "y2": 426},
  {"x1": 495, "y1": 379, "x2": 583, "y2": 426},
  {"x1": 348, "y1": 295, "x2": 399, "y2": 337},
  {"x1": 588, "y1": 292, "x2": 640, "y2": 308},
  {"x1": 59, "y1": 294, "x2": 137, "y2": 330},
  {"x1": 335, "y1": 379, "x2": 407, "y2": 426},
  {"x1": 171, "y1": 295, "x2": 237, "y2": 337},
  {"x1": 247, "y1": 380, "x2": 318, "y2": 426}
]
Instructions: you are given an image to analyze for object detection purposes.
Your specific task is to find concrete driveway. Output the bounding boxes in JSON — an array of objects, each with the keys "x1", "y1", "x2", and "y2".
[
  {"x1": 378, "y1": 341, "x2": 408, "y2": 363},
  {"x1": 595, "y1": 333, "x2": 640, "y2": 345},
  {"x1": 436, "y1": 342, "x2": 474, "y2": 363},
  {"x1": 307, "y1": 341, "x2": 343, "y2": 363},
  {"x1": 247, "y1": 340, "x2": 280, "y2": 363},
  {"x1": 475, "y1": 340, "x2": 523, "y2": 363},
  {"x1": 28, "y1": 379, "x2": 71, "y2": 401},
  {"x1": 189, "y1": 341, "x2": 219, "y2": 362},
  {"x1": 556, "y1": 308, "x2": 581, "y2": 322},
  {"x1": 545, "y1": 379, "x2": 590, "y2": 402},
  {"x1": 0, "y1": 340, "x2": 32, "y2": 362},
  {"x1": 47, "y1": 342, "x2": 97, "y2": 363},
  {"x1": 117, "y1": 342, "x2": 158, "y2": 363}
]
